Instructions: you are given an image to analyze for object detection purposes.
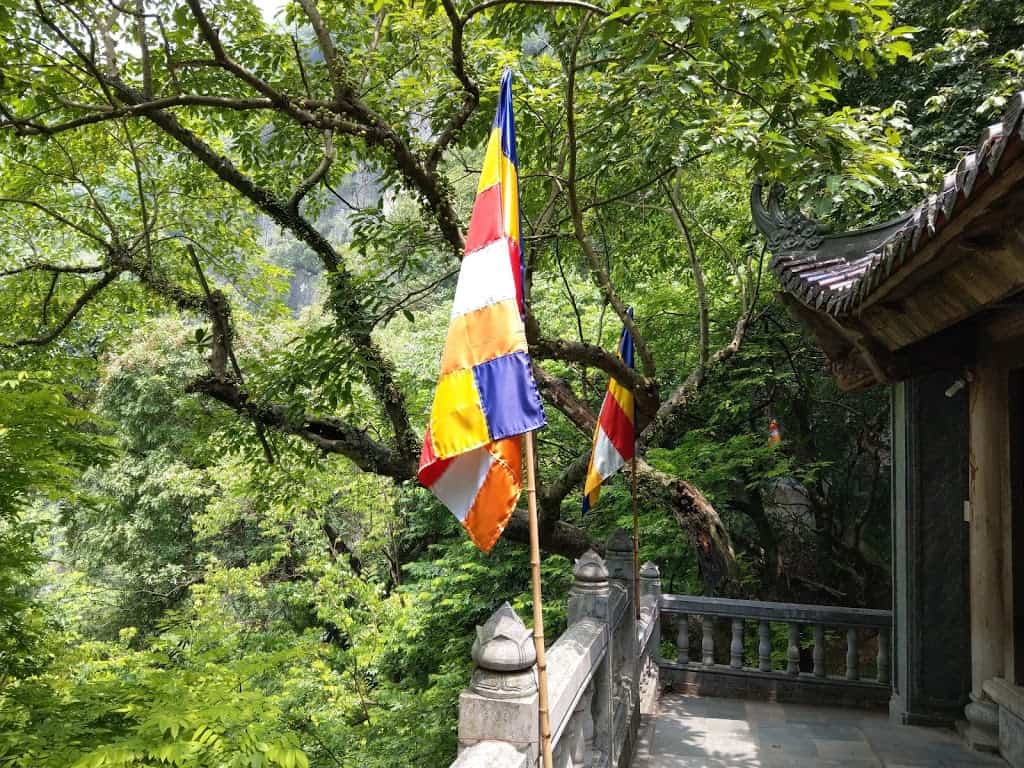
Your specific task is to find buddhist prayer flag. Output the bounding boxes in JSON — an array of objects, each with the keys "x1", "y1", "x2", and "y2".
[
  {"x1": 582, "y1": 313, "x2": 636, "y2": 512},
  {"x1": 418, "y1": 69, "x2": 546, "y2": 552}
]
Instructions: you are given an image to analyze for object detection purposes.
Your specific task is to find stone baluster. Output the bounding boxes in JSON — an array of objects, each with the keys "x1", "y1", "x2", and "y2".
[
  {"x1": 846, "y1": 628, "x2": 859, "y2": 681},
  {"x1": 787, "y1": 623, "x2": 800, "y2": 675},
  {"x1": 553, "y1": 710, "x2": 579, "y2": 768},
  {"x1": 730, "y1": 619, "x2": 743, "y2": 669},
  {"x1": 552, "y1": 736, "x2": 569, "y2": 768},
  {"x1": 813, "y1": 624, "x2": 826, "y2": 678},
  {"x1": 569, "y1": 683, "x2": 593, "y2": 767},
  {"x1": 567, "y1": 550, "x2": 612, "y2": 766},
  {"x1": 758, "y1": 621, "x2": 771, "y2": 672},
  {"x1": 702, "y1": 617, "x2": 715, "y2": 666},
  {"x1": 457, "y1": 603, "x2": 538, "y2": 764},
  {"x1": 677, "y1": 615, "x2": 690, "y2": 665},
  {"x1": 876, "y1": 627, "x2": 890, "y2": 685},
  {"x1": 582, "y1": 681, "x2": 596, "y2": 767}
]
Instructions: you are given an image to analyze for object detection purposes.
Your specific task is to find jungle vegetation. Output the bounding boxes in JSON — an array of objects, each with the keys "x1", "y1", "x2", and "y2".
[{"x1": 0, "y1": 0, "x2": 1021, "y2": 764}]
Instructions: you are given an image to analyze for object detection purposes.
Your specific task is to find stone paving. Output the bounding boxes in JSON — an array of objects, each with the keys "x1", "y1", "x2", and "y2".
[{"x1": 634, "y1": 694, "x2": 1008, "y2": 768}]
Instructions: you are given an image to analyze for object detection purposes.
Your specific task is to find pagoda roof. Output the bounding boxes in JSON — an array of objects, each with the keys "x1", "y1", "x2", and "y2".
[{"x1": 752, "y1": 90, "x2": 1024, "y2": 318}]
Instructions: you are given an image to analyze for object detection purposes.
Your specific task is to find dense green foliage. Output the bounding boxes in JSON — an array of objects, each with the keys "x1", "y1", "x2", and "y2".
[{"x1": 0, "y1": 0, "x2": 1021, "y2": 764}]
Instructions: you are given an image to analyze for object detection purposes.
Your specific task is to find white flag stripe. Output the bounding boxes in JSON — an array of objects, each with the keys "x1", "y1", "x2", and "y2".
[
  {"x1": 451, "y1": 238, "x2": 517, "y2": 318},
  {"x1": 591, "y1": 427, "x2": 626, "y2": 482},
  {"x1": 430, "y1": 446, "x2": 494, "y2": 522}
]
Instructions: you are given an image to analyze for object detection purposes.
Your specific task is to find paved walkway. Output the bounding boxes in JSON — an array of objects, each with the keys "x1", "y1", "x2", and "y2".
[{"x1": 635, "y1": 694, "x2": 1007, "y2": 768}]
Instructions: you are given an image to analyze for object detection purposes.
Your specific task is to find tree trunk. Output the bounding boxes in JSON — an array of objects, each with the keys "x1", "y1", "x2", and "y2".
[{"x1": 636, "y1": 459, "x2": 737, "y2": 592}]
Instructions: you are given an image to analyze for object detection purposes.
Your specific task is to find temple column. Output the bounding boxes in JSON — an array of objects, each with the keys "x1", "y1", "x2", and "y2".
[{"x1": 964, "y1": 355, "x2": 1009, "y2": 750}]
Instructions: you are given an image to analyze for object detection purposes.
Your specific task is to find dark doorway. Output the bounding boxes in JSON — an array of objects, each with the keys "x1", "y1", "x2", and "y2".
[{"x1": 1011, "y1": 369, "x2": 1024, "y2": 685}]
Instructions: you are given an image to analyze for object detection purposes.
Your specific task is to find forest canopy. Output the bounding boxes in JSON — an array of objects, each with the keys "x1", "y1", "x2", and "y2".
[{"x1": 0, "y1": 0, "x2": 1021, "y2": 765}]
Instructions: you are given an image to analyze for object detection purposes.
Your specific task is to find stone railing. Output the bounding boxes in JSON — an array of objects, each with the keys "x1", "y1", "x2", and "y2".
[
  {"x1": 449, "y1": 539, "x2": 895, "y2": 767},
  {"x1": 451, "y1": 529, "x2": 659, "y2": 768},
  {"x1": 659, "y1": 593, "x2": 892, "y2": 708}
]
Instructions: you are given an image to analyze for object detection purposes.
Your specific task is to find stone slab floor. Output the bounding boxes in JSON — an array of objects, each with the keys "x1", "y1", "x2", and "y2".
[{"x1": 634, "y1": 694, "x2": 1008, "y2": 768}]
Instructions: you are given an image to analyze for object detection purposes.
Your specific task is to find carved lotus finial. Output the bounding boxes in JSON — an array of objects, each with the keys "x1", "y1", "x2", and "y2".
[
  {"x1": 573, "y1": 549, "x2": 609, "y2": 583},
  {"x1": 606, "y1": 528, "x2": 632, "y2": 554},
  {"x1": 640, "y1": 561, "x2": 660, "y2": 580},
  {"x1": 472, "y1": 602, "x2": 536, "y2": 672}
]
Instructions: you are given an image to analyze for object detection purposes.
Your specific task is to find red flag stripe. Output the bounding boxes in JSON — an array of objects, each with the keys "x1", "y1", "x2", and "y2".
[
  {"x1": 598, "y1": 390, "x2": 635, "y2": 461},
  {"x1": 464, "y1": 184, "x2": 503, "y2": 255}
]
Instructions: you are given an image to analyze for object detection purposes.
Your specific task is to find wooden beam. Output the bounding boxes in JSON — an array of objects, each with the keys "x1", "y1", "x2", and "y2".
[
  {"x1": 861, "y1": 199, "x2": 1024, "y2": 351},
  {"x1": 778, "y1": 293, "x2": 880, "y2": 391}
]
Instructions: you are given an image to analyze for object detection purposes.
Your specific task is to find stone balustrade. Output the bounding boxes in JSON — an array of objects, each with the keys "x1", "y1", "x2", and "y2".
[
  {"x1": 450, "y1": 536, "x2": 895, "y2": 767},
  {"x1": 451, "y1": 529, "x2": 659, "y2": 768},
  {"x1": 659, "y1": 593, "x2": 892, "y2": 708}
]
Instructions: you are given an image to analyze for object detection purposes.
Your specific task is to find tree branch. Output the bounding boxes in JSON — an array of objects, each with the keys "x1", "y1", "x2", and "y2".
[
  {"x1": 3, "y1": 267, "x2": 123, "y2": 348},
  {"x1": 371, "y1": 267, "x2": 459, "y2": 326},
  {"x1": 530, "y1": 336, "x2": 659, "y2": 420},
  {"x1": 185, "y1": 374, "x2": 417, "y2": 480},
  {"x1": 184, "y1": 0, "x2": 318, "y2": 126},
  {"x1": 428, "y1": 0, "x2": 480, "y2": 173},
  {"x1": 134, "y1": 0, "x2": 153, "y2": 98},
  {"x1": 0, "y1": 262, "x2": 105, "y2": 277},
  {"x1": 634, "y1": 457, "x2": 737, "y2": 591},
  {"x1": 533, "y1": 363, "x2": 596, "y2": 434},
  {"x1": 295, "y1": 0, "x2": 348, "y2": 105},
  {"x1": 0, "y1": 197, "x2": 110, "y2": 247},
  {"x1": 0, "y1": 95, "x2": 288, "y2": 136},
  {"x1": 69, "y1": 39, "x2": 421, "y2": 470},
  {"x1": 288, "y1": 130, "x2": 335, "y2": 218},
  {"x1": 463, "y1": 0, "x2": 607, "y2": 22},
  {"x1": 504, "y1": 510, "x2": 594, "y2": 559},
  {"x1": 563, "y1": 13, "x2": 656, "y2": 377},
  {"x1": 641, "y1": 303, "x2": 758, "y2": 449},
  {"x1": 663, "y1": 178, "x2": 708, "y2": 370}
]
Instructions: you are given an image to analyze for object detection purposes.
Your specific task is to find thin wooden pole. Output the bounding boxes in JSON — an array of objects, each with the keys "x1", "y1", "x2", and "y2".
[
  {"x1": 524, "y1": 431, "x2": 554, "y2": 768},
  {"x1": 631, "y1": 451, "x2": 640, "y2": 619}
]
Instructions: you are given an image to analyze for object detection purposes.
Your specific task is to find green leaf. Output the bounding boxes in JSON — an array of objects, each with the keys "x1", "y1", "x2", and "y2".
[{"x1": 889, "y1": 40, "x2": 913, "y2": 60}]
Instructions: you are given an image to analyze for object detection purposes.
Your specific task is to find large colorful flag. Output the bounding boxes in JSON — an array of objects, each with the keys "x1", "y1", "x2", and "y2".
[
  {"x1": 418, "y1": 69, "x2": 546, "y2": 552},
  {"x1": 582, "y1": 314, "x2": 636, "y2": 512}
]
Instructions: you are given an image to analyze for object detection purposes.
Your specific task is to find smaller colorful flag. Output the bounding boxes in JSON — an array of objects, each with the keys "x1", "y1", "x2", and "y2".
[
  {"x1": 583, "y1": 312, "x2": 636, "y2": 513},
  {"x1": 768, "y1": 418, "x2": 782, "y2": 445}
]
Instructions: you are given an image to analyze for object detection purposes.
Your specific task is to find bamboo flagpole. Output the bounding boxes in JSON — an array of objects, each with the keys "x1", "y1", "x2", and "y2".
[
  {"x1": 524, "y1": 431, "x2": 554, "y2": 768},
  {"x1": 631, "y1": 450, "x2": 640, "y2": 620}
]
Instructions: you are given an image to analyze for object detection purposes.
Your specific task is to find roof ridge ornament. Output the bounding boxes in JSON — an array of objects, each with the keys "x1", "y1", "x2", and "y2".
[{"x1": 750, "y1": 181, "x2": 827, "y2": 256}]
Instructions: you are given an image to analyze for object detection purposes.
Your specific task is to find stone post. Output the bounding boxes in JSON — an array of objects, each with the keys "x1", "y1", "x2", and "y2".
[
  {"x1": 639, "y1": 561, "x2": 661, "y2": 655},
  {"x1": 457, "y1": 602, "x2": 539, "y2": 764},
  {"x1": 606, "y1": 528, "x2": 639, "y2": 762},
  {"x1": 639, "y1": 561, "x2": 661, "y2": 608},
  {"x1": 568, "y1": 550, "x2": 612, "y2": 624},
  {"x1": 567, "y1": 550, "x2": 612, "y2": 766},
  {"x1": 639, "y1": 561, "x2": 663, "y2": 712},
  {"x1": 605, "y1": 528, "x2": 636, "y2": 602}
]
